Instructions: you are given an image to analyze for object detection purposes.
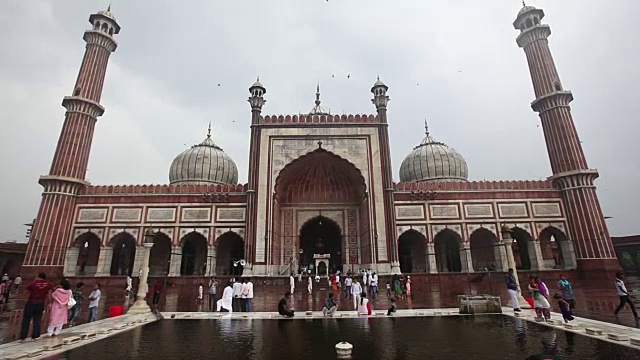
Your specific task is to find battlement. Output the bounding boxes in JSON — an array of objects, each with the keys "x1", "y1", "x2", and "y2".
[
  {"x1": 260, "y1": 114, "x2": 378, "y2": 125},
  {"x1": 80, "y1": 183, "x2": 248, "y2": 196},
  {"x1": 394, "y1": 180, "x2": 557, "y2": 192}
]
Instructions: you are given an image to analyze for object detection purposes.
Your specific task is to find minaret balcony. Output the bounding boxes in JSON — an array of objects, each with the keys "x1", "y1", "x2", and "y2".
[
  {"x1": 516, "y1": 24, "x2": 551, "y2": 48},
  {"x1": 61, "y1": 96, "x2": 105, "y2": 119},
  {"x1": 530, "y1": 91, "x2": 573, "y2": 114}
]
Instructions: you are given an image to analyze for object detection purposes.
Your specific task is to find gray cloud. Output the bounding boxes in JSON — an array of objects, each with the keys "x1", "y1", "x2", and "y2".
[{"x1": 1, "y1": 0, "x2": 638, "y2": 241}]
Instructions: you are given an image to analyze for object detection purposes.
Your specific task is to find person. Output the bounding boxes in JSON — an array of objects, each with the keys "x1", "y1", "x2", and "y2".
[
  {"x1": 387, "y1": 297, "x2": 397, "y2": 316},
  {"x1": 1, "y1": 274, "x2": 8, "y2": 282},
  {"x1": 535, "y1": 277, "x2": 551, "y2": 320},
  {"x1": 614, "y1": 272, "x2": 638, "y2": 318},
  {"x1": 322, "y1": 292, "x2": 337, "y2": 316},
  {"x1": 68, "y1": 282, "x2": 84, "y2": 327},
  {"x1": 0, "y1": 279, "x2": 9, "y2": 304},
  {"x1": 19, "y1": 272, "x2": 52, "y2": 342},
  {"x1": 278, "y1": 292, "x2": 294, "y2": 317},
  {"x1": 13, "y1": 274, "x2": 22, "y2": 293},
  {"x1": 406, "y1": 276, "x2": 412, "y2": 297},
  {"x1": 152, "y1": 281, "x2": 162, "y2": 306},
  {"x1": 290, "y1": 273, "x2": 295, "y2": 294},
  {"x1": 216, "y1": 281, "x2": 233, "y2": 312},
  {"x1": 307, "y1": 275, "x2": 313, "y2": 295},
  {"x1": 232, "y1": 278, "x2": 243, "y2": 312},
  {"x1": 241, "y1": 278, "x2": 250, "y2": 312},
  {"x1": 370, "y1": 272, "x2": 378, "y2": 301},
  {"x1": 505, "y1": 269, "x2": 521, "y2": 312},
  {"x1": 386, "y1": 281, "x2": 391, "y2": 298},
  {"x1": 87, "y1": 284, "x2": 101, "y2": 323},
  {"x1": 344, "y1": 276, "x2": 353, "y2": 299},
  {"x1": 2, "y1": 278, "x2": 12, "y2": 304},
  {"x1": 557, "y1": 274, "x2": 575, "y2": 312},
  {"x1": 47, "y1": 278, "x2": 72, "y2": 336},
  {"x1": 351, "y1": 277, "x2": 362, "y2": 309},
  {"x1": 197, "y1": 282, "x2": 204, "y2": 304},
  {"x1": 554, "y1": 293, "x2": 574, "y2": 323},
  {"x1": 208, "y1": 277, "x2": 218, "y2": 311},
  {"x1": 357, "y1": 292, "x2": 371, "y2": 315},
  {"x1": 528, "y1": 276, "x2": 550, "y2": 321},
  {"x1": 245, "y1": 278, "x2": 254, "y2": 312}
]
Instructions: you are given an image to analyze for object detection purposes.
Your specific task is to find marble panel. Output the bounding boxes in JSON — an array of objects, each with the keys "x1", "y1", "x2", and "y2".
[
  {"x1": 78, "y1": 208, "x2": 108, "y2": 223},
  {"x1": 395, "y1": 205, "x2": 425, "y2": 220}
]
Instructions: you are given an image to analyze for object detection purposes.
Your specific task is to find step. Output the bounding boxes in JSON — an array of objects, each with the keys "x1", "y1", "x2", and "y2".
[
  {"x1": 608, "y1": 333, "x2": 630, "y2": 341},
  {"x1": 80, "y1": 332, "x2": 97, "y2": 339},
  {"x1": 585, "y1": 327, "x2": 604, "y2": 336},
  {"x1": 63, "y1": 336, "x2": 82, "y2": 345},
  {"x1": 563, "y1": 323, "x2": 580, "y2": 330}
]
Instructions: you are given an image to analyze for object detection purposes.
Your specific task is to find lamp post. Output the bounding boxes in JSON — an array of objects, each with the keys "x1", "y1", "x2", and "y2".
[
  {"x1": 500, "y1": 224, "x2": 530, "y2": 309},
  {"x1": 128, "y1": 227, "x2": 155, "y2": 314}
]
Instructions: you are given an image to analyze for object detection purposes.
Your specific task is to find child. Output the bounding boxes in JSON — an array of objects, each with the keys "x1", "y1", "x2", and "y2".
[
  {"x1": 387, "y1": 297, "x2": 397, "y2": 316},
  {"x1": 386, "y1": 282, "x2": 391, "y2": 298},
  {"x1": 554, "y1": 293, "x2": 574, "y2": 323}
]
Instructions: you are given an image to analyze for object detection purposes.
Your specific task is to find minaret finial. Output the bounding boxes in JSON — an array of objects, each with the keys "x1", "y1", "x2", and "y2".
[
  {"x1": 207, "y1": 121, "x2": 212, "y2": 138},
  {"x1": 256, "y1": 75, "x2": 260, "y2": 82},
  {"x1": 107, "y1": 3, "x2": 111, "y2": 11},
  {"x1": 424, "y1": 118, "x2": 430, "y2": 136},
  {"x1": 315, "y1": 82, "x2": 321, "y2": 106},
  {"x1": 522, "y1": 1, "x2": 526, "y2": 6}
]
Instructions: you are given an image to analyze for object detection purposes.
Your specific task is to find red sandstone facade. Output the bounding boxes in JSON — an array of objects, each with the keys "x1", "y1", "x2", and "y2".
[{"x1": 20, "y1": 5, "x2": 617, "y2": 280}]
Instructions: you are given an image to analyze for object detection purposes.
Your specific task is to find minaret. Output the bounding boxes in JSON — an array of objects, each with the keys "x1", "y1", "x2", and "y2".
[
  {"x1": 514, "y1": 4, "x2": 618, "y2": 272},
  {"x1": 371, "y1": 78, "x2": 401, "y2": 274},
  {"x1": 23, "y1": 8, "x2": 120, "y2": 276},
  {"x1": 244, "y1": 78, "x2": 266, "y2": 274}
]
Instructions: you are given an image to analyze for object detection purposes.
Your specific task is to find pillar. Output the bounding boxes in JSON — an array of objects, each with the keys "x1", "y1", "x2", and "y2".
[
  {"x1": 460, "y1": 242, "x2": 474, "y2": 273},
  {"x1": 207, "y1": 246, "x2": 217, "y2": 276},
  {"x1": 426, "y1": 243, "x2": 438, "y2": 273},
  {"x1": 95, "y1": 246, "x2": 113, "y2": 276},
  {"x1": 132, "y1": 246, "x2": 145, "y2": 277},
  {"x1": 169, "y1": 246, "x2": 182, "y2": 276},
  {"x1": 495, "y1": 244, "x2": 509, "y2": 272},
  {"x1": 128, "y1": 242, "x2": 153, "y2": 314},
  {"x1": 63, "y1": 247, "x2": 80, "y2": 276},
  {"x1": 560, "y1": 240, "x2": 577, "y2": 269},
  {"x1": 528, "y1": 241, "x2": 544, "y2": 271}
]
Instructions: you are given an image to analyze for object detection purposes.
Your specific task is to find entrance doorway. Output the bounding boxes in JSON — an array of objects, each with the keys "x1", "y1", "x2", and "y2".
[{"x1": 299, "y1": 216, "x2": 342, "y2": 274}]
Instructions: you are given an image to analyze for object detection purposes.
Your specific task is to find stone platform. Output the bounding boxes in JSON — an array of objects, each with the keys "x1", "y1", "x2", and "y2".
[{"x1": 2, "y1": 307, "x2": 640, "y2": 359}]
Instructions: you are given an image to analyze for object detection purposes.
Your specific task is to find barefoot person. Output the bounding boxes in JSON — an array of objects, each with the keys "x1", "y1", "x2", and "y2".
[
  {"x1": 19, "y1": 273, "x2": 52, "y2": 343},
  {"x1": 278, "y1": 292, "x2": 294, "y2": 317},
  {"x1": 505, "y1": 269, "x2": 521, "y2": 312},
  {"x1": 216, "y1": 281, "x2": 233, "y2": 313},
  {"x1": 614, "y1": 272, "x2": 639, "y2": 318},
  {"x1": 322, "y1": 292, "x2": 337, "y2": 317},
  {"x1": 47, "y1": 279, "x2": 72, "y2": 336}
]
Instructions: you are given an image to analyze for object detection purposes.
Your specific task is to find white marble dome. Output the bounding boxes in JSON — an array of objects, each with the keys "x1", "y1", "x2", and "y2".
[
  {"x1": 399, "y1": 124, "x2": 468, "y2": 183},
  {"x1": 169, "y1": 130, "x2": 238, "y2": 185}
]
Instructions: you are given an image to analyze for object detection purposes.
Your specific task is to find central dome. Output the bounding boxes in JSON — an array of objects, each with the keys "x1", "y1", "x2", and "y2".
[
  {"x1": 169, "y1": 127, "x2": 239, "y2": 185},
  {"x1": 399, "y1": 123, "x2": 468, "y2": 183}
]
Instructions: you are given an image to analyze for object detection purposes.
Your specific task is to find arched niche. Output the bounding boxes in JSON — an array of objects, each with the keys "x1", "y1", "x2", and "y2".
[
  {"x1": 510, "y1": 227, "x2": 532, "y2": 270},
  {"x1": 538, "y1": 226, "x2": 575, "y2": 269},
  {"x1": 216, "y1": 231, "x2": 244, "y2": 276},
  {"x1": 149, "y1": 232, "x2": 172, "y2": 276},
  {"x1": 469, "y1": 228, "x2": 498, "y2": 271},
  {"x1": 434, "y1": 228, "x2": 462, "y2": 273},
  {"x1": 299, "y1": 216, "x2": 342, "y2": 274},
  {"x1": 74, "y1": 232, "x2": 101, "y2": 275},
  {"x1": 398, "y1": 229, "x2": 427, "y2": 273},
  {"x1": 180, "y1": 232, "x2": 208, "y2": 276},
  {"x1": 109, "y1": 232, "x2": 137, "y2": 276}
]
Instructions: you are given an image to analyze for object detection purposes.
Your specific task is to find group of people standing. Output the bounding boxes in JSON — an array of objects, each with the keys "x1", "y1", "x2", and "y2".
[
  {"x1": 213, "y1": 277, "x2": 254, "y2": 313},
  {"x1": 18, "y1": 273, "x2": 101, "y2": 343}
]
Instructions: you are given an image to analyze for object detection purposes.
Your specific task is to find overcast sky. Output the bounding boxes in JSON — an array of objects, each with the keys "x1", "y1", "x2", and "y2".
[{"x1": 1, "y1": 0, "x2": 638, "y2": 242}]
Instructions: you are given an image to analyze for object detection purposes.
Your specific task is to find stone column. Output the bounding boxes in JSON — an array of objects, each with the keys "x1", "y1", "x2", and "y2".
[
  {"x1": 528, "y1": 241, "x2": 544, "y2": 270},
  {"x1": 460, "y1": 242, "x2": 474, "y2": 273},
  {"x1": 169, "y1": 246, "x2": 182, "y2": 276},
  {"x1": 207, "y1": 246, "x2": 216, "y2": 276},
  {"x1": 95, "y1": 246, "x2": 113, "y2": 276},
  {"x1": 132, "y1": 246, "x2": 145, "y2": 277},
  {"x1": 502, "y1": 239, "x2": 530, "y2": 308},
  {"x1": 63, "y1": 247, "x2": 79, "y2": 276},
  {"x1": 495, "y1": 244, "x2": 509, "y2": 272},
  {"x1": 426, "y1": 243, "x2": 438, "y2": 273},
  {"x1": 128, "y1": 242, "x2": 153, "y2": 314},
  {"x1": 560, "y1": 240, "x2": 577, "y2": 269}
]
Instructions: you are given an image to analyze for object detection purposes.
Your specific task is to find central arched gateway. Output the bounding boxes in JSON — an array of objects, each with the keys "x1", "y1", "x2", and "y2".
[{"x1": 272, "y1": 148, "x2": 370, "y2": 274}]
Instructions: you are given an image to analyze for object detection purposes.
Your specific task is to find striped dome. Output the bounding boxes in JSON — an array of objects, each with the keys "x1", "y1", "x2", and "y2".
[
  {"x1": 399, "y1": 124, "x2": 468, "y2": 183},
  {"x1": 169, "y1": 129, "x2": 238, "y2": 185}
]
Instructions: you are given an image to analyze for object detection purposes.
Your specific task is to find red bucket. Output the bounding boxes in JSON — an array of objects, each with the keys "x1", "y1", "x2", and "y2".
[
  {"x1": 109, "y1": 305, "x2": 125, "y2": 318},
  {"x1": 525, "y1": 298, "x2": 535, "y2": 308}
]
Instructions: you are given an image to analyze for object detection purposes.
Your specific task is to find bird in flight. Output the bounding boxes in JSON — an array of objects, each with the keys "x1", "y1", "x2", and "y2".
[{"x1": 347, "y1": 73, "x2": 351, "y2": 79}]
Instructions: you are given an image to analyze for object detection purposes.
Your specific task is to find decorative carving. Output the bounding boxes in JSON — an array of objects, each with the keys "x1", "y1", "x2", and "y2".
[
  {"x1": 498, "y1": 203, "x2": 528, "y2": 218},
  {"x1": 430, "y1": 205, "x2": 459, "y2": 219},
  {"x1": 532, "y1": 203, "x2": 561, "y2": 217},
  {"x1": 431, "y1": 224, "x2": 462, "y2": 238},
  {"x1": 464, "y1": 204, "x2": 493, "y2": 218},
  {"x1": 181, "y1": 208, "x2": 211, "y2": 222},
  {"x1": 147, "y1": 208, "x2": 176, "y2": 222},
  {"x1": 202, "y1": 193, "x2": 230, "y2": 203},
  {"x1": 78, "y1": 208, "x2": 108, "y2": 223},
  {"x1": 395, "y1": 205, "x2": 425, "y2": 220},
  {"x1": 112, "y1": 208, "x2": 141, "y2": 222},
  {"x1": 217, "y1": 208, "x2": 246, "y2": 222},
  {"x1": 409, "y1": 191, "x2": 437, "y2": 201}
]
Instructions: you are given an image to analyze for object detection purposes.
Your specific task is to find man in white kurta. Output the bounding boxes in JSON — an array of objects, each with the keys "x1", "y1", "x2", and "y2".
[
  {"x1": 290, "y1": 274, "x2": 295, "y2": 294},
  {"x1": 216, "y1": 283, "x2": 233, "y2": 312},
  {"x1": 351, "y1": 279, "x2": 362, "y2": 309}
]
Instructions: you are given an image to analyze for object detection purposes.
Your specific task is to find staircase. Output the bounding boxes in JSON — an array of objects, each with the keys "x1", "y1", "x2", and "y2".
[{"x1": 279, "y1": 253, "x2": 296, "y2": 276}]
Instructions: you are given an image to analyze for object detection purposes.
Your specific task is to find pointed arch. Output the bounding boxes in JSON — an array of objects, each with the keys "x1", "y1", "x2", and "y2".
[
  {"x1": 538, "y1": 225, "x2": 574, "y2": 269},
  {"x1": 109, "y1": 232, "x2": 137, "y2": 276},
  {"x1": 73, "y1": 232, "x2": 101, "y2": 275},
  {"x1": 510, "y1": 227, "x2": 532, "y2": 270},
  {"x1": 216, "y1": 231, "x2": 244, "y2": 276},
  {"x1": 434, "y1": 228, "x2": 462, "y2": 272},
  {"x1": 180, "y1": 232, "x2": 208, "y2": 275},
  {"x1": 149, "y1": 232, "x2": 172, "y2": 276},
  {"x1": 469, "y1": 228, "x2": 498, "y2": 271},
  {"x1": 299, "y1": 216, "x2": 343, "y2": 273},
  {"x1": 398, "y1": 229, "x2": 427, "y2": 273}
]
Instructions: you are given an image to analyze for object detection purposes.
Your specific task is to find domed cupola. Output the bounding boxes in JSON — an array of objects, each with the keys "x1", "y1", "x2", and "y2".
[
  {"x1": 399, "y1": 121, "x2": 469, "y2": 183},
  {"x1": 169, "y1": 125, "x2": 239, "y2": 185}
]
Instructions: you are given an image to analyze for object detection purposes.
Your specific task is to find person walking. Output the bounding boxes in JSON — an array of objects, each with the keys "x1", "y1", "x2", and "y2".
[
  {"x1": 208, "y1": 277, "x2": 218, "y2": 311},
  {"x1": 557, "y1": 274, "x2": 575, "y2": 312},
  {"x1": 87, "y1": 284, "x2": 102, "y2": 323},
  {"x1": 68, "y1": 282, "x2": 84, "y2": 327},
  {"x1": 47, "y1": 278, "x2": 72, "y2": 337},
  {"x1": 290, "y1": 274, "x2": 295, "y2": 294},
  {"x1": 344, "y1": 276, "x2": 352, "y2": 300},
  {"x1": 614, "y1": 272, "x2": 639, "y2": 318},
  {"x1": 19, "y1": 273, "x2": 52, "y2": 342},
  {"x1": 351, "y1": 278, "x2": 362, "y2": 309},
  {"x1": 370, "y1": 272, "x2": 378, "y2": 301},
  {"x1": 13, "y1": 275, "x2": 22, "y2": 294},
  {"x1": 307, "y1": 275, "x2": 313, "y2": 295},
  {"x1": 232, "y1": 278, "x2": 243, "y2": 312},
  {"x1": 505, "y1": 268, "x2": 521, "y2": 312},
  {"x1": 245, "y1": 278, "x2": 254, "y2": 312}
]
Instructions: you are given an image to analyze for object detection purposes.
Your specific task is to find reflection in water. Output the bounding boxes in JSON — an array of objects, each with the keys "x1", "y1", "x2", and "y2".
[
  {"x1": 56, "y1": 316, "x2": 640, "y2": 360},
  {"x1": 565, "y1": 331, "x2": 576, "y2": 355}
]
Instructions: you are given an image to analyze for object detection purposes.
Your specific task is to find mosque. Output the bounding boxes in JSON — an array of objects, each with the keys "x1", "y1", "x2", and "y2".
[{"x1": 20, "y1": 4, "x2": 618, "y2": 280}]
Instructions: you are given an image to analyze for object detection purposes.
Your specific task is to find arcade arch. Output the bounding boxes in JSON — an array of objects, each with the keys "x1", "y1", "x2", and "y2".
[
  {"x1": 469, "y1": 228, "x2": 498, "y2": 271},
  {"x1": 216, "y1": 231, "x2": 245, "y2": 276},
  {"x1": 299, "y1": 216, "x2": 342, "y2": 275},
  {"x1": 511, "y1": 227, "x2": 532, "y2": 270},
  {"x1": 538, "y1": 226, "x2": 574, "y2": 269},
  {"x1": 74, "y1": 232, "x2": 101, "y2": 275},
  {"x1": 434, "y1": 229, "x2": 462, "y2": 273},
  {"x1": 398, "y1": 229, "x2": 427, "y2": 273},
  {"x1": 149, "y1": 232, "x2": 172, "y2": 276},
  {"x1": 109, "y1": 232, "x2": 136, "y2": 276},
  {"x1": 180, "y1": 232, "x2": 208, "y2": 276}
]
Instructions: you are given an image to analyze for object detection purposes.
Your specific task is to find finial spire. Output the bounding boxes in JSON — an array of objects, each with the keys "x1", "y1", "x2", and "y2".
[
  {"x1": 256, "y1": 76, "x2": 260, "y2": 82},
  {"x1": 309, "y1": 83, "x2": 329, "y2": 115},
  {"x1": 424, "y1": 118, "x2": 430, "y2": 136},
  {"x1": 207, "y1": 121, "x2": 212, "y2": 138},
  {"x1": 522, "y1": 1, "x2": 526, "y2": 6},
  {"x1": 107, "y1": 3, "x2": 111, "y2": 11},
  {"x1": 315, "y1": 82, "x2": 321, "y2": 106}
]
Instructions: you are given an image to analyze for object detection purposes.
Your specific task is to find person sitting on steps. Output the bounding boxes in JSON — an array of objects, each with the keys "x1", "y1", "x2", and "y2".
[{"x1": 278, "y1": 292, "x2": 295, "y2": 317}]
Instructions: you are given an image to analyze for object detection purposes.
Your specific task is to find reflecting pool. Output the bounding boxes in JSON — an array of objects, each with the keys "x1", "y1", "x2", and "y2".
[{"x1": 49, "y1": 316, "x2": 640, "y2": 359}]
